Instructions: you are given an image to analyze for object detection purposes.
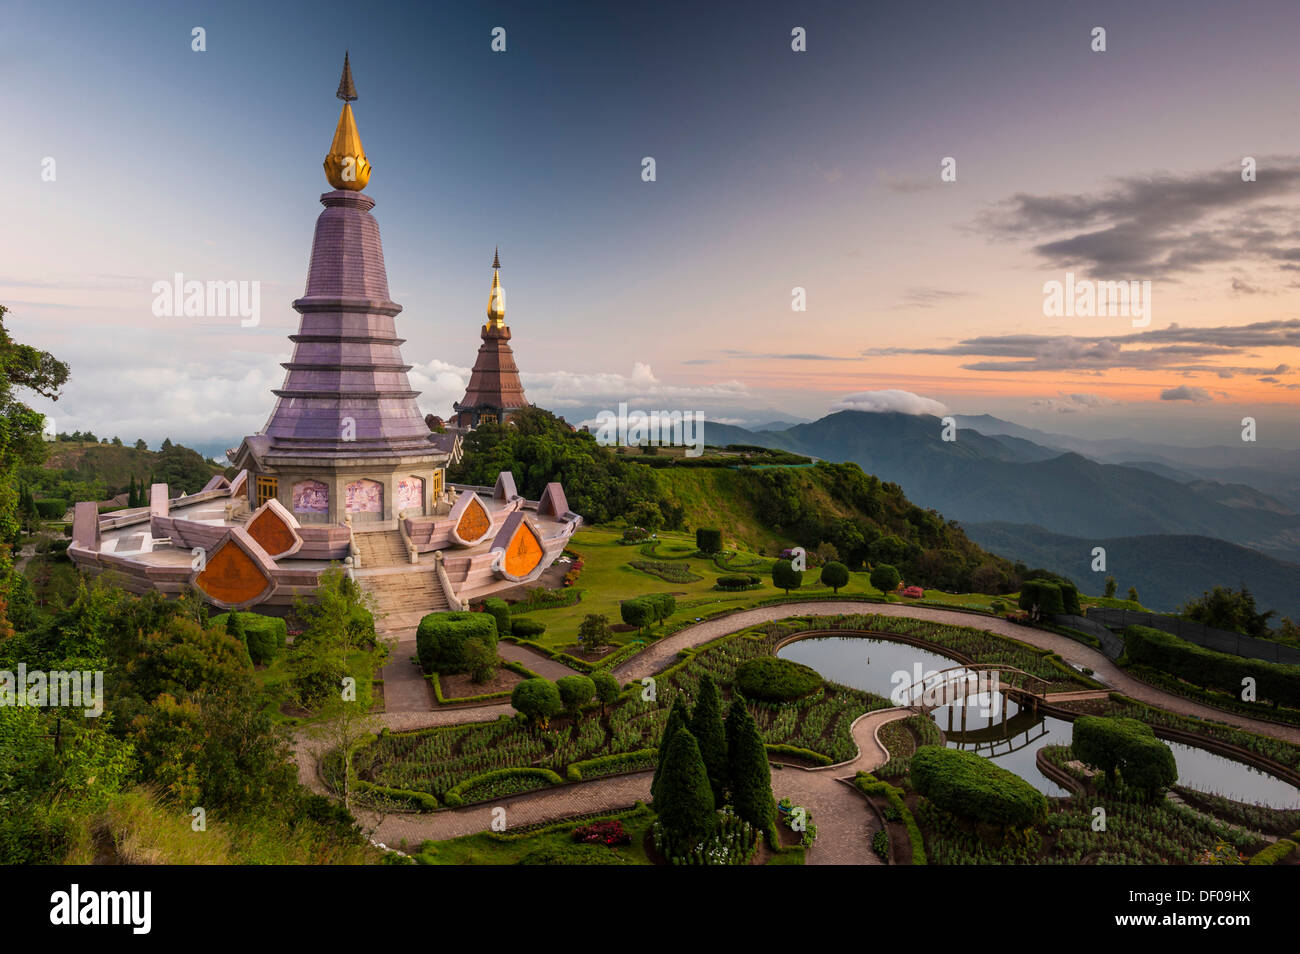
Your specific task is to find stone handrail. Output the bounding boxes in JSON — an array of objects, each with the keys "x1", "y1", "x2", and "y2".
[
  {"x1": 433, "y1": 550, "x2": 466, "y2": 610},
  {"x1": 398, "y1": 510, "x2": 419, "y2": 564},
  {"x1": 344, "y1": 514, "x2": 361, "y2": 569}
]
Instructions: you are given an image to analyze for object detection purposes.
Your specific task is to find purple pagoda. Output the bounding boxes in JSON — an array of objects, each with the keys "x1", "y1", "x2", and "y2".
[
  {"x1": 229, "y1": 52, "x2": 447, "y2": 527},
  {"x1": 67, "y1": 55, "x2": 581, "y2": 619}
]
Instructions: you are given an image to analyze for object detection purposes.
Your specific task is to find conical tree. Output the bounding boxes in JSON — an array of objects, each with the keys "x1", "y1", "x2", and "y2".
[
  {"x1": 651, "y1": 696, "x2": 689, "y2": 803},
  {"x1": 655, "y1": 727, "x2": 716, "y2": 844},
  {"x1": 726, "y1": 694, "x2": 776, "y2": 834},
  {"x1": 689, "y1": 673, "x2": 728, "y2": 804}
]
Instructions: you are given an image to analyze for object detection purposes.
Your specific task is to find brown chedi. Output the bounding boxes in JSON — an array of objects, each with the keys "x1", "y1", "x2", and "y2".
[{"x1": 453, "y1": 249, "x2": 530, "y2": 427}]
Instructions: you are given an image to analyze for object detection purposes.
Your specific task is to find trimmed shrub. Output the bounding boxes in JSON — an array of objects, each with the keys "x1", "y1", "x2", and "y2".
[
  {"x1": 510, "y1": 678, "x2": 561, "y2": 728},
  {"x1": 510, "y1": 617, "x2": 546, "y2": 638},
  {"x1": 716, "y1": 573, "x2": 762, "y2": 591},
  {"x1": 689, "y1": 674, "x2": 728, "y2": 804},
  {"x1": 651, "y1": 697, "x2": 690, "y2": 803},
  {"x1": 727, "y1": 696, "x2": 776, "y2": 833},
  {"x1": 734, "y1": 656, "x2": 822, "y2": 702},
  {"x1": 646, "y1": 592, "x2": 676, "y2": 624},
  {"x1": 1123, "y1": 625, "x2": 1300, "y2": 710},
  {"x1": 556, "y1": 674, "x2": 596, "y2": 715},
  {"x1": 416, "y1": 611, "x2": 498, "y2": 674},
  {"x1": 1059, "y1": 581, "x2": 1082, "y2": 616},
  {"x1": 566, "y1": 748, "x2": 657, "y2": 782},
  {"x1": 1249, "y1": 837, "x2": 1298, "y2": 866},
  {"x1": 654, "y1": 728, "x2": 715, "y2": 843},
  {"x1": 622, "y1": 526, "x2": 650, "y2": 543},
  {"x1": 696, "y1": 528, "x2": 723, "y2": 554},
  {"x1": 869, "y1": 563, "x2": 901, "y2": 594},
  {"x1": 910, "y1": 746, "x2": 1048, "y2": 827},
  {"x1": 620, "y1": 596, "x2": 655, "y2": 634},
  {"x1": 1019, "y1": 580, "x2": 1065, "y2": 617},
  {"x1": 820, "y1": 561, "x2": 850, "y2": 593},
  {"x1": 444, "y1": 767, "x2": 563, "y2": 806},
  {"x1": 772, "y1": 559, "x2": 803, "y2": 594},
  {"x1": 591, "y1": 670, "x2": 620, "y2": 710},
  {"x1": 1072, "y1": 715, "x2": 1177, "y2": 797},
  {"x1": 211, "y1": 612, "x2": 287, "y2": 665},
  {"x1": 34, "y1": 499, "x2": 67, "y2": 519},
  {"x1": 481, "y1": 598, "x2": 512, "y2": 638}
]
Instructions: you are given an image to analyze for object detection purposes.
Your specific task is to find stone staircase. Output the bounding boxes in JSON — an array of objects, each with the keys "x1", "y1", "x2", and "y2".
[
  {"x1": 353, "y1": 529, "x2": 408, "y2": 568},
  {"x1": 359, "y1": 570, "x2": 450, "y2": 636}
]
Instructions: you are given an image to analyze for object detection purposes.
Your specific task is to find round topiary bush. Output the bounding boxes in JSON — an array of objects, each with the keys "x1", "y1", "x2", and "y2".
[
  {"x1": 416, "y1": 611, "x2": 498, "y2": 674},
  {"x1": 734, "y1": 656, "x2": 822, "y2": 702},
  {"x1": 910, "y1": 745, "x2": 1048, "y2": 827}
]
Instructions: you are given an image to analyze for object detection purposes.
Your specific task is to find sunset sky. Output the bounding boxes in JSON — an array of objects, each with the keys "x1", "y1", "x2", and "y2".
[{"x1": 7, "y1": 0, "x2": 1300, "y2": 449}]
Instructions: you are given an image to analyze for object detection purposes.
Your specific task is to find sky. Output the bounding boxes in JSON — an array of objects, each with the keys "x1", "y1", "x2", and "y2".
[{"x1": 6, "y1": 0, "x2": 1300, "y2": 452}]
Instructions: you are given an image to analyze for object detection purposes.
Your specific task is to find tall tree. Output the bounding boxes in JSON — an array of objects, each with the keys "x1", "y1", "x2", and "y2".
[
  {"x1": 726, "y1": 694, "x2": 776, "y2": 833},
  {"x1": 688, "y1": 673, "x2": 728, "y2": 804},
  {"x1": 0, "y1": 305, "x2": 70, "y2": 633},
  {"x1": 650, "y1": 696, "x2": 689, "y2": 802},
  {"x1": 654, "y1": 727, "x2": 715, "y2": 844}
]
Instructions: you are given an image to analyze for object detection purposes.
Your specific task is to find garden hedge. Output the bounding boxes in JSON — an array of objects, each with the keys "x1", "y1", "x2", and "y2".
[
  {"x1": 910, "y1": 746, "x2": 1048, "y2": 827},
  {"x1": 716, "y1": 574, "x2": 762, "y2": 591},
  {"x1": 764, "y1": 743, "x2": 833, "y2": 766},
  {"x1": 511, "y1": 617, "x2": 547, "y2": 638},
  {"x1": 734, "y1": 656, "x2": 823, "y2": 701},
  {"x1": 210, "y1": 611, "x2": 288, "y2": 665},
  {"x1": 855, "y1": 773, "x2": 926, "y2": 864},
  {"x1": 443, "y1": 767, "x2": 563, "y2": 807},
  {"x1": 1071, "y1": 715, "x2": 1177, "y2": 796},
  {"x1": 34, "y1": 499, "x2": 67, "y2": 519},
  {"x1": 1123, "y1": 624, "x2": 1300, "y2": 710},
  {"x1": 416, "y1": 611, "x2": 498, "y2": 674},
  {"x1": 481, "y1": 598, "x2": 512, "y2": 638},
  {"x1": 565, "y1": 748, "x2": 658, "y2": 782},
  {"x1": 696, "y1": 528, "x2": 723, "y2": 554},
  {"x1": 1248, "y1": 837, "x2": 1297, "y2": 865}
]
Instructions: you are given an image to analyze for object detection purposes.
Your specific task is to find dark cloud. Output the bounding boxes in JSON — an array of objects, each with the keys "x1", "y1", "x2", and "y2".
[
  {"x1": 975, "y1": 160, "x2": 1300, "y2": 279},
  {"x1": 866, "y1": 320, "x2": 1299, "y2": 376},
  {"x1": 1160, "y1": 385, "x2": 1213, "y2": 402}
]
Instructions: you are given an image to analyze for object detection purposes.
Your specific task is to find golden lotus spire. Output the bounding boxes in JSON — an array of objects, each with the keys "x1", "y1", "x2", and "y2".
[
  {"x1": 486, "y1": 247, "x2": 506, "y2": 328},
  {"x1": 323, "y1": 52, "x2": 371, "y2": 191}
]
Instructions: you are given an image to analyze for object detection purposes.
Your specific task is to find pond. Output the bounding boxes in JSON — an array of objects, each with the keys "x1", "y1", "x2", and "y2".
[{"x1": 779, "y1": 634, "x2": 1300, "y2": 808}]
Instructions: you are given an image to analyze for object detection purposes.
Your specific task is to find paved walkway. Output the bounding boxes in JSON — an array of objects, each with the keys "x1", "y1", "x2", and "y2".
[
  {"x1": 297, "y1": 599, "x2": 1300, "y2": 864},
  {"x1": 613, "y1": 601, "x2": 1300, "y2": 743},
  {"x1": 498, "y1": 642, "x2": 581, "y2": 681}
]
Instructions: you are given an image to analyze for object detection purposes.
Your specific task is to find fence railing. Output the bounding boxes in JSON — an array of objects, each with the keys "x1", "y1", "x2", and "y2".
[{"x1": 1085, "y1": 608, "x2": 1300, "y2": 666}]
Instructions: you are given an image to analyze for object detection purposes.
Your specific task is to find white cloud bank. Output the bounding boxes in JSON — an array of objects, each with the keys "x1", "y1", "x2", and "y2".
[{"x1": 830, "y1": 389, "x2": 949, "y2": 416}]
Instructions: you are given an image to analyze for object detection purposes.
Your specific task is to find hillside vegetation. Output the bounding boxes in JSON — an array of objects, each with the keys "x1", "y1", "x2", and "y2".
[{"x1": 20, "y1": 438, "x2": 223, "y2": 505}]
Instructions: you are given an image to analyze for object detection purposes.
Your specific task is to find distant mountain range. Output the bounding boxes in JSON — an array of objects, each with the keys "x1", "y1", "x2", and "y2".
[
  {"x1": 963, "y1": 523, "x2": 1300, "y2": 621},
  {"x1": 701, "y1": 409, "x2": 1300, "y2": 616}
]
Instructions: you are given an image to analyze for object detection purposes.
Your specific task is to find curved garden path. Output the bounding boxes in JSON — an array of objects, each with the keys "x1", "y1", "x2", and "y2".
[{"x1": 297, "y1": 599, "x2": 1300, "y2": 864}]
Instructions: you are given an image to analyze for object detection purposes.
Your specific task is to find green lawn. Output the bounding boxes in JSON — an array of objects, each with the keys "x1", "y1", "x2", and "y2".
[
  {"x1": 410, "y1": 805, "x2": 657, "y2": 865},
  {"x1": 520, "y1": 527, "x2": 890, "y2": 650}
]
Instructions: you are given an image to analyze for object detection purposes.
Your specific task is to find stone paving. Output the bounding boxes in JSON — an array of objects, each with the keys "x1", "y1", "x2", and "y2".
[
  {"x1": 297, "y1": 599, "x2": 1300, "y2": 865},
  {"x1": 497, "y1": 642, "x2": 581, "y2": 681}
]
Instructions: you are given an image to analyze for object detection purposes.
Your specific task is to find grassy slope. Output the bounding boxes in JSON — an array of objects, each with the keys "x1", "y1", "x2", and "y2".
[{"x1": 522, "y1": 527, "x2": 1007, "y2": 650}]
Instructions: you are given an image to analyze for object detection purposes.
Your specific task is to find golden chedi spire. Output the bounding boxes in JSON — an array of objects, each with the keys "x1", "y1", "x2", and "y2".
[
  {"x1": 323, "y1": 52, "x2": 371, "y2": 191},
  {"x1": 486, "y1": 247, "x2": 507, "y2": 329}
]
